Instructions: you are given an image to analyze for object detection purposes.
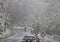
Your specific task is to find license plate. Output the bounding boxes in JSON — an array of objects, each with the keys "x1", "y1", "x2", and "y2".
[{"x1": 28, "y1": 40, "x2": 30, "y2": 42}]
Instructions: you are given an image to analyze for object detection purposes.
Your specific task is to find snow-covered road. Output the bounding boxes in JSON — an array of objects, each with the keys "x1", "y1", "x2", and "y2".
[{"x1": 0, "y1": 28, "x2": 56, "y2": 42}]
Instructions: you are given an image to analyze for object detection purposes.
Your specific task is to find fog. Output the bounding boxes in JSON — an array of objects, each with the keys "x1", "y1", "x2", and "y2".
[{"x1": 0, "y1": 0, "x2": 60, "y2": 36}]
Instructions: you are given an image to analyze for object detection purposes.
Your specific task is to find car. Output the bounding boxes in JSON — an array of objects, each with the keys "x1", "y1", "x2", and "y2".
[{"x1": 21, "y1": 35, "x2": 40, "y2": 42}]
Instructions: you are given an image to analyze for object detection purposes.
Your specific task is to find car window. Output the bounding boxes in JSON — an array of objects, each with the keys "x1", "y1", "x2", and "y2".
[{"x1": 35, "y1": 36, "x2": 40, "y2": 40}]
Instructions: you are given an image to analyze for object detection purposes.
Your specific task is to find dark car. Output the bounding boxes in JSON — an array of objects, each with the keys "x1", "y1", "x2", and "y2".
[{"x1": 21, "y1": 35, "x2": 40, "y2": 42}]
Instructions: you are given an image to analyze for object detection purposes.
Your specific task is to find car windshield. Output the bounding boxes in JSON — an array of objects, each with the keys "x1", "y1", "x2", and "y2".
[{"x1": 24, "y1": 36, "x2": 35, "y2": 40}]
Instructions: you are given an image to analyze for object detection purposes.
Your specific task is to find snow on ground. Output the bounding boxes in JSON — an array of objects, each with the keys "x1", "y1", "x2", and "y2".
[{"x1": 0, "y1": 27, "x2": 57, "y2": 42}]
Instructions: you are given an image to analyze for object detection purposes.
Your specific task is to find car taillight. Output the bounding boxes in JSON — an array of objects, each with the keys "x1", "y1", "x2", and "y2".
[
  {"x1": 21, "y1": 40, "x2": 26, "y2": 42},
  {"x1": 32, "y1": 39, "x2": 36, "y2": 42}
]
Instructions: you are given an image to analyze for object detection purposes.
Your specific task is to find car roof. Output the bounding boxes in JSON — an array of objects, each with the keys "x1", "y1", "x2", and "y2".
[{"x1": 25, "y1": 35, "x2": 35, "y2": 36}]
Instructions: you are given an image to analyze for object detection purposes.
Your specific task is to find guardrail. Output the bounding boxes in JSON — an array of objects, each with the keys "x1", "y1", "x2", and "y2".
[
  {"x1": 46, "y1": 35, "x2": 54, "y2": 39},
  {"x1": 53, "y1": 35, "x2": 60, "y2": 39}
]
